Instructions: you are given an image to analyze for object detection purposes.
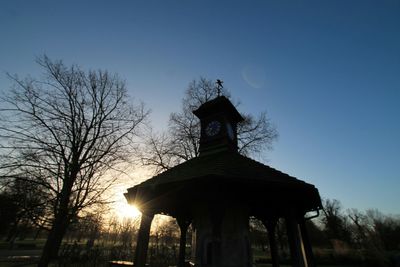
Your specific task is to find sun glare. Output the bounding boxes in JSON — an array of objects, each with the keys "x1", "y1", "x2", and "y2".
[
  {"x1": 116, "y1": 202, "x2": 142, "y2": 219},
  {"x1": 109, "y1": 168, "x2": 152, "y2": 220}
]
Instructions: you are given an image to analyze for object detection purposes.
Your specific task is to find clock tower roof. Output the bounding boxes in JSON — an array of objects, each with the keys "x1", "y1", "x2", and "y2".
[{"x1": 193, "y1": 96, "x2": 244, "y2": 123}]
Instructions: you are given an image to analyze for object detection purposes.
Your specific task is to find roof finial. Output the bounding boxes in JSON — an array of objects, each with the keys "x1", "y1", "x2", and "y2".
[{"x1": 216, "y1": 79, "x2": 224, "y2": 97}]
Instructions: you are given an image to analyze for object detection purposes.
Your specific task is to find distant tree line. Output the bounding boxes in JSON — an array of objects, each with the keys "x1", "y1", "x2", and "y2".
[
  {"x1": 1, "y1": 195, "x2": 400, "y2": 266},
  {"x1": 248, "y1": 199, "x2": 400, "y2": 267}
]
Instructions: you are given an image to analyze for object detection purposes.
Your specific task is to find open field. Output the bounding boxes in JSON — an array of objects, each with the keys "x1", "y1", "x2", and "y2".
[{"x1": 0, "y1": 240, "x2": 363, "y2": 267}]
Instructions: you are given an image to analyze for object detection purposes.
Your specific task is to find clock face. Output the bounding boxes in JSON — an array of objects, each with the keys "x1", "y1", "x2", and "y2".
[{"x1": 206, "y1": 120, "x2": 221, "y2": 137}]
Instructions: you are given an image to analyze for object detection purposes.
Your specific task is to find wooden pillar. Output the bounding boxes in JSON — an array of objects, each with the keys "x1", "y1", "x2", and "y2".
[
  {"x1": 134, "y1": 212, "x2": 154, "y2": 267},
  {"x1": 262, "y1": 219, "x2": 280, "y2": 267},
  {"x1": 285, "y1": 216, "x2": 307, "y2": 267},
  {"x1": 211, "y1": 208, "x2": 223, "y2": 267},
  {"x1": 177, "y1": 217, "x2": 191, "y2": 267},
  {"x1": 298, "y1": 219, "x2": 315, "y2": 267}
]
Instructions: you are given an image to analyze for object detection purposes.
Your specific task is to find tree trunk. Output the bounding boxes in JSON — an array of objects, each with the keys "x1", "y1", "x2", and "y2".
[
  {"x1": 38, "y1": 214, "x2": 70, "y2": 267},
  {"x1": 34, "y1": 228, "x2": 42, "y2": 240},
  {"x1": 38, "y1": 172, "x2": 75, "y2": 267},
  {"x1": 6, "y1": 218, "x2": 20, "y2": 243}
]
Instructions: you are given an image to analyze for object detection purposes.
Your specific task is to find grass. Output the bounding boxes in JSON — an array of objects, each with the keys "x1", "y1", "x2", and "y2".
[{"x1": 0, "y1": 239, "x2": 367, "y2": 267}]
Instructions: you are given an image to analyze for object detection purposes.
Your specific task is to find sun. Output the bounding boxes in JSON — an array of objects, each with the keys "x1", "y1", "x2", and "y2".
[
  {"x1": 125, "y1": 204, "x2": 142, "y2": 218},
  {"x1": 115, "y1": 201, "x2": 142, "y2": 219}
]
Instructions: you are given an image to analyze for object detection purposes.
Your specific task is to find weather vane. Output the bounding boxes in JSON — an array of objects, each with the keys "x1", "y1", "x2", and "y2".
[{"x1": 216, "y1": 79, "x2": 223, "y2": 97}]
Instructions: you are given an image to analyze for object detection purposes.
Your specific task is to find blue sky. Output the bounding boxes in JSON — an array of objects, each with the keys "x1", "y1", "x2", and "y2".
[{"x1": 1, "y1": 1, "x2": 399, "y2": 214}]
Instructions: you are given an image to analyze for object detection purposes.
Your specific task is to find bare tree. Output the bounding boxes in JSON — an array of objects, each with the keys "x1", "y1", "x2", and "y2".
[
  {"x1": 347, "y1": 209, "x2": 398, "y2": 266},
  {"x1": 141, "y1": 77, "x2": 278, "y2": 173},
  {"x1": 320, "y1": 199, "x2": 352, "y2": 243},
  {"x1": 0, "y1": 56, "x2": 148, "y2": 266},
  {"x1": 347, "y1": 208, "x2": 368, "y2": 248}
]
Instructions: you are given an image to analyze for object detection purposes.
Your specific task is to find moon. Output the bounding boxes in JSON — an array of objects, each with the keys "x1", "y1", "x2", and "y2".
[{"x1": 241, "y1": 65, "x2": 267, "y2": 89}]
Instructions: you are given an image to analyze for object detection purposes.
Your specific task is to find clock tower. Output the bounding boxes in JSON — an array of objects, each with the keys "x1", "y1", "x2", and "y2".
[{"x1": 193, "y1": 95, "x2": 244, "y2": 155}]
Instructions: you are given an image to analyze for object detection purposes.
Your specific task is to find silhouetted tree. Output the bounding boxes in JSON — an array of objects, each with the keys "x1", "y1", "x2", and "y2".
[
  {"x1": 0, "y1": 179, "x2": 47, "y2": 245},
  {"x1": 0, "y1": 56, "x2": 148, "y2": 266},
  {"x1": 346, "y1": 209, "x2": 396, "y2": 266},
  {"x1": 305, "y1": 219, "x2": 328, "y2": 248},
  {"x1": 149, "y1": 216, "x2": 180, "y2": 267},
  {"x1": 275, "y1": 218, "x2": 290, "y2": 259},
  {"x1": 249, "y1": 217, "x2": 268, "y2": 252},
  {"x1": 321, "y1": 199, "x2": 352, "y2": 244},
  {"x1": 347, "y1": 208, "x2": 368, "y2": 248},
  {"x1": 366, "y1": 210, "x2": 400, "y2": 251},
  {"x1": 0, "y1": 192, "x2": 19, "y2": 239},
  {"x1": 141, "y1": 77, "x2": 278, "y2": 173}
]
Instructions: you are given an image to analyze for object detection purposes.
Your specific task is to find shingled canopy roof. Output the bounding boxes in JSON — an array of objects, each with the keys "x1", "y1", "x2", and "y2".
[{"x1": 125, "y1": 150, "x2": 322, "y2": 218}]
